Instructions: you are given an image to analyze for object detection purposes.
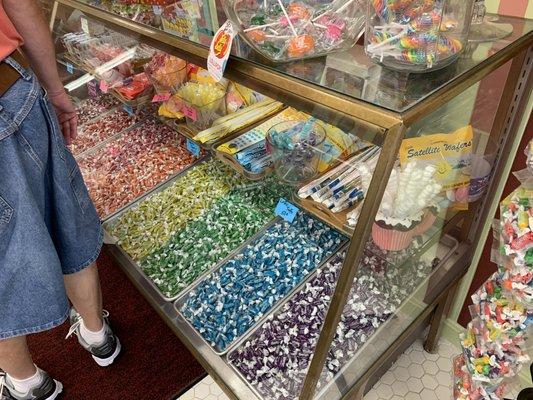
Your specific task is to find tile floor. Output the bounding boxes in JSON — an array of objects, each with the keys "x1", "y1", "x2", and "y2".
[{"x1": 178, "y1": 337, "x2": 460, "y2": 400}]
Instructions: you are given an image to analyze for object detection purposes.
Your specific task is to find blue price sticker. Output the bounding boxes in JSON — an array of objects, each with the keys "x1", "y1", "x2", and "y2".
[
  {"x1": 275, "y1": 198, "x2": 299, "y2": 223},
  {"x1": 66, "y1": 62, "x2": 74, "y2": 74},
  {"x1": 123, "y1": 104, "x2": 134, "y2": 115},
  {"x1": 186, "y1": 139, "x2": 201, "y2": 157}
]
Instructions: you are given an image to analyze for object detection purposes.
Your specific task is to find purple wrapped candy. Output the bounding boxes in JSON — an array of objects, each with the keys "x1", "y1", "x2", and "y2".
[{"x1": 229, "y1": 249, "x2": 434, "y2": 400}]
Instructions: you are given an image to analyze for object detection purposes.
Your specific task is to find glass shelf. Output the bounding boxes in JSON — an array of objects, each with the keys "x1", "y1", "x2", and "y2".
[{"x1": 55, "y1": 0, "x2": 533, "y2": 125}]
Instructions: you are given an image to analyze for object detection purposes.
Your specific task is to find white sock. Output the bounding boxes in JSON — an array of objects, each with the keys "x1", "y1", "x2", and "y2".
[
  {"x1": 79, "y1": 319, "x2": 106, "y2": 345},
  {"x1": 7, "y1": 366, "x2": 42, "y2": 394}
]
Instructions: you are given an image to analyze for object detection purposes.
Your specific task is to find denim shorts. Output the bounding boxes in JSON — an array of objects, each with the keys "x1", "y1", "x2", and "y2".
[{"x1": 0, "y1": 56, "x2": 103, "y2": 339}]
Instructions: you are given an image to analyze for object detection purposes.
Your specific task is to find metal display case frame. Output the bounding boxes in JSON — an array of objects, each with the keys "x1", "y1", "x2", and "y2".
[{"x1": 48, "y1": 2, "x2": 533, "y2": 399}]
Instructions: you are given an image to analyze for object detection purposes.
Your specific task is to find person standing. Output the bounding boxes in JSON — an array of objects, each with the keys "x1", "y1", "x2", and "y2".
[{"x1": 0, "y1": 1, "x2": 121, "y2": 399}]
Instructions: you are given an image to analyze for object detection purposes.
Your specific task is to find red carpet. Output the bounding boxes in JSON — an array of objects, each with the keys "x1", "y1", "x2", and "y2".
[{"x1": 27, "y1": 246, "x2": 205, "y2": 400}]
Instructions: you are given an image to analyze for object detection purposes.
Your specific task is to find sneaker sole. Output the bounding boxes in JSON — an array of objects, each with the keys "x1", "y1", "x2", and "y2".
[
  {"x1": 92, "y1": 338, "x2": 121, "y2": 367},
  {"x1": 46, "y1": 380, "x2": 63, "y2": 400}
]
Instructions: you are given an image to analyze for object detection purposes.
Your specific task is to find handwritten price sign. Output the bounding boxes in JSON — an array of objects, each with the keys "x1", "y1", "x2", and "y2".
[
  {"x1": 186, "y1": 139, "x2": 201, "y2": 157},
  {"x1": 275, "y1": 198, "x2": 299, "y2": 223}
]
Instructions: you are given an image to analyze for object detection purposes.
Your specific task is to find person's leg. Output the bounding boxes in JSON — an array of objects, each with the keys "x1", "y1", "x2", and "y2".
[
  {"x1": 64, "y1": 262, "x2": 103, "y2": 332},
  {"x1": 0, "y1": 336, "x2": 35, "y2": 379}
]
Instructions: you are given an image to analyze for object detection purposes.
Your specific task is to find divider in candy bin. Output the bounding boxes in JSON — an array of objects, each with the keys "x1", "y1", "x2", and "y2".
[{"x1": 175, "y1": 214, "x2": 349, "y2": 355}]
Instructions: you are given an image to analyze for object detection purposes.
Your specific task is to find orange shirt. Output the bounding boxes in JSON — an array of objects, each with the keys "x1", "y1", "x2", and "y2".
[{"x1": 0, "y1": 0, "x2": 23, "y2": 60}]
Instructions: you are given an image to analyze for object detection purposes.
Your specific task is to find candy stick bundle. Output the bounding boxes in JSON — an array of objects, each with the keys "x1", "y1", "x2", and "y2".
[{"x1": 297, "y1": 146, "x2": 379, "y2": 215}]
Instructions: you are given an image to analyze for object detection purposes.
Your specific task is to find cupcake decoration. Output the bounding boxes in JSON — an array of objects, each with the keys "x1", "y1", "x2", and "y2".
[{"x1": 372, "y1": 161, "x2": 441, "y2": 251}]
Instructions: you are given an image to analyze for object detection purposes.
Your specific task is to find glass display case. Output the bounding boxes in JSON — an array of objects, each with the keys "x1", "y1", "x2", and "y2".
[{"x1": 46, "y1": 1, "x2": 533, "y2": 399}]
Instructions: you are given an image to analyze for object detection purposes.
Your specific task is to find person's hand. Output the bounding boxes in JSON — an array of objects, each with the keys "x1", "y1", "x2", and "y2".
[{"x1": 48, "y1": 89, "x2": 78, "y2": 146}]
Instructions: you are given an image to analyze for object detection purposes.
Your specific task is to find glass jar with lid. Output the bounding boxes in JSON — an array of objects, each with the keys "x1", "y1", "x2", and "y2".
[
  {"x1": 222, "y1": 0, "x2": 366, "y2": 62},
  {"x1": 365, "y1": 0, "x2": 474, "y2": 72}
]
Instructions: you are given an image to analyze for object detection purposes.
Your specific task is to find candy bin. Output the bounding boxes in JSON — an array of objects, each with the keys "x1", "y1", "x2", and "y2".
[
  {"x1": 365, "y1": 0, "x2": 474, "y2": 72},
  {"x1": 222, "y1": 0, "x2": 366, "y2": 62},
  {"x1": 144, "y1": 52, "x2": 187, "y2": 94},
  {"x1": 266, "y1": 119, "x2": 326, "y2": 185},
  {"x1": 176, "y1": 82, "x2": 227, "y2": 130}
]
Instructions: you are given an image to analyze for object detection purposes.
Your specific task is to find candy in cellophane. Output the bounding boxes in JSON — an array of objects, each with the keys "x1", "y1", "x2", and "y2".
[
  {"x1": 365, "y1": 0, "x2": 474, "y2": 72},
  {"x1": 222, "y1": 0, "x2": 366, "y2": 62}
]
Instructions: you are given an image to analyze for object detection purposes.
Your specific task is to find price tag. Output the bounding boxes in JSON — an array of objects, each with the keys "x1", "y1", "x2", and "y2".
[
  {"x1": 152, "y1": 92, "x2": 171, "y2": 103},
  {"x1": 123, "y1": 104, "x2": 134, "y2": 115},
  {"x1": 66, "y1": 62, "x2": 74, "y2": 74},
  {"x1": 182, "y1": 104, "x2": 198, "y2": 121},
  {"x1": 186, "y1": 139, "x2": 201, "y2": 157},
  {"x1": 152, "y1": 5, "x2": 163, "y2": 15},
  {"x1": 99, "y1": 80, "x2": 108, "y2": 93},
  {"x1": 80, "y1": 17, "x2": 90, "y2": 35},
  {"x1": 275, "y1": 198, "x2": 299, "y2": 223}
]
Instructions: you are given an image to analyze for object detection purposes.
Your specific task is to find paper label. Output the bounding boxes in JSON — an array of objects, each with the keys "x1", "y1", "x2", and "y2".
[
  {"x1": 399, "y1": 126, "x2": 473, "y2": 191},
  {"x1": 275, "y1": 198, "x2": 299, "y2": 223},
  {"x1": 80, "y1": 17, "x2": 89, "y2": 35},
  {"x1": 99, "y1": 80, "x2": 108, "y2": 93},
  {"x1": 123, "y1": 104, "x2": 134, "y2": 115},
  {"x1": 186, "y1": 139, "x2": 201, "y2": 157},
  {"x1": 66, "y1": 62, "x2": 74, "y2": 74},
  {"x1": 207, "y1": 20, "x2": 236, "y2": 82},
  {"x1": 152, "y1": 92, "x2": 171, "y2": 103},
  {"x1": 399, "y1": 126, "x2": 474, "y2": 210},
  {"x1": 182, "y1": 104, "x2": 198, "y2": 121}
]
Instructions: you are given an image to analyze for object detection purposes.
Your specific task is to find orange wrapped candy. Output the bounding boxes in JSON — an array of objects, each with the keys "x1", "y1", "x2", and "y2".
[
  {"x1": 247, "y1": 30, "x2": 266, "y2": 43},
  {"x1": 287, "y1": 34, "x2": 315, "y2": 58},
  {"x1": 288, "y1": 3, "x2": 311, "y2": 20}
]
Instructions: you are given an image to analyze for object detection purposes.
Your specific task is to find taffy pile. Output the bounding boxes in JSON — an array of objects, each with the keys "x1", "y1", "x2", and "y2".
[
  {"x1": 228, "y1": 0, "x2": 366, "y2": 61},
  {"x1": 366, "y1": 0, "x2": 465, "y2": 71},
  {"x1": 455, "y1": 142, "x2": 532, "y2": 400},
  {"x1": 229, "y1": 248, "x2": 437, "y2": 399}
]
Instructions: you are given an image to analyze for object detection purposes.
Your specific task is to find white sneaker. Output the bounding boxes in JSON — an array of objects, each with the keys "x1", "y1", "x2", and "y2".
[
  {"x1": 66, "y1": 308, "x2": 122, "y2": 367},
  {"x1": 0, "y1": 369, "x2": 62, "y2": 400}
]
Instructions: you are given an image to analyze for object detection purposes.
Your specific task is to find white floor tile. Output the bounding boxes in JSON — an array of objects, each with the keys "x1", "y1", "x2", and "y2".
[{"x1": 178, "y1": 337, "x2": 462, "y2": 400}]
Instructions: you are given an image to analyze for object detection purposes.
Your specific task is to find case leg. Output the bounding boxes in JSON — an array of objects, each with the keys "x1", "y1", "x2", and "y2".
[{"x1": 424, "y1": 280, "x2": 459, "y2": 353}]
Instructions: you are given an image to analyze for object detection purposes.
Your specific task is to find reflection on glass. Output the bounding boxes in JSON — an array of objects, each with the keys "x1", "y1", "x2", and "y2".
[{"x1": 64, "y1": 2, "x2": 532, "y2": 113}]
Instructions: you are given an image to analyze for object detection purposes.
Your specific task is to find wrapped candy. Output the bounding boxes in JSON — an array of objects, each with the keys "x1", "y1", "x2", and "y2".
[
  {"x1": 144, "y1": 52, "x2": 187, "y2": 93},
  {"x1": 365, "y1": 0, "x2": 472, "y2": 72},
  {"x1": 223, "y1": 0, "x2": 366, "y2": 62}
]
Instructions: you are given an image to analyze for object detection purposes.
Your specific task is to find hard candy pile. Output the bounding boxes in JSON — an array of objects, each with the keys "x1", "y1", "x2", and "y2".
[
  {"x1": 229, "y1": 249, "x2": 434, "y2": 399},
  {"x1": 79, "y1": 118, "x2": 197, "y2": 218},
  {"x1": 107, "y1": 160, "x2": 250, "y2": 260},
  {"x1": 70, "y1": 108, "x2": 140, "y2": 156},
  {"x1": 232, "y1": 0, "x2": 366, "y2": 61},
  {"x1": 180, "y1": 213, "x2": 347, "y2": 352},
  {"x1": 367, "y1": 0, "x2": 464, "y2": 71},
  {"x1": 140, "y1": 186, "x2": 284, "y2": 299},
  {"x1": 76, "y1": 95, "x2": 121, "y2": 126}
]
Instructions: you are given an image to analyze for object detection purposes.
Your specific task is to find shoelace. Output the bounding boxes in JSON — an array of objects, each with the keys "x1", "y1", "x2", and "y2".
[{"x1": 65, "y1": 310, "x2": 110, "y2": 340}]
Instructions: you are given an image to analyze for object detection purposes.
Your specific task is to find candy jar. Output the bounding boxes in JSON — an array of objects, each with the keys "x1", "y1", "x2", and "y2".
[
  {"x1": 365, "y1": 0, "x2": 475, "y2": 72},
  {"x1": 266, "y1": 119, "x2": 326, "y2": 184},
  {"x1": 222, "y1": 0, "x2": 366, "y2": 62}
]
